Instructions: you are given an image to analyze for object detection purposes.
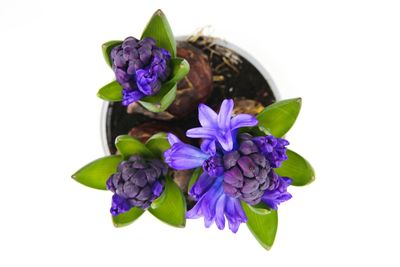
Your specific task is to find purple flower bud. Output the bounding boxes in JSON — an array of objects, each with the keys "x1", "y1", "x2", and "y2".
[
  {"x1": 239, "y1": 140, "x2": 259, "y2": 155},
  {"x1": 110, "y1": 194, "x2": 131, "y2": 216},
  {"x1": 106, "y1": 156, "x2": 166, "y2": 214},
  {"x1": 223, "y1": 151, "x2": 240, "y2": 169},
  {"x1": 136, "y1": 68, "x2": 161, "y2": 96},
  {"x1": 220, "y1": 138, "x2": 276, "y2": 205},
  {"x1": 253, "y1": 135, "x2": 289, "y2": 168},
  {"x1": 237, "y1": 156, "x2": 259, "y2": 178},
  {"x1": 223, "y1": 167, "x2": 243, "y2": 188},
  {"x1": 110, "y1": 37, "x2": 171, "y2": 106}
]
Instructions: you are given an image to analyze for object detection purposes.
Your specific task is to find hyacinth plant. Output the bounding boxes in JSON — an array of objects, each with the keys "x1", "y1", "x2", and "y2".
[
  {"x1": 164, "y1": 98, "x2": 314, "y2": 250},
  {"x1": 97, "y1": 10, "x2": 190, "y2": 112},
  {"x1": 72, "y1": 133, "x2": 186, "y2": 227}
]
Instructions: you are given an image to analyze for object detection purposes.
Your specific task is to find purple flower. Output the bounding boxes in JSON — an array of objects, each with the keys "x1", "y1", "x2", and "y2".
[
  {"x1": 106, "y1": 155, "x2": 167, "y2": 214},
  {"x1": 163, "y1": 99, "x2": 293, "y2": 232},
  {"x1": 261, "y1": 176, "x2": 292, "y2": 210},
  {"x1": 253, "y1": 135, "x2": 289, "y2": 168},
  {"x1": 164, "y1": 134, "x2": 248, "y2": 232},
  {"x1": 186, "y1": 99, "x2": 258, "y2": 152},
  {"x1": 136, "y1": 68, "x2": 161, "y2": 95},
  {"x1": 110, "y1": 37, "x2": 171, "y2": 106},
  {"x1": 163, "y1": 134, "x2": 209, "y2": 170},
  {"x1": 110, "y1": 194, "x2": 131, "y2": 216},
  {"x1": 187, "y1": 176, "x2": 247, "y2": 233}
]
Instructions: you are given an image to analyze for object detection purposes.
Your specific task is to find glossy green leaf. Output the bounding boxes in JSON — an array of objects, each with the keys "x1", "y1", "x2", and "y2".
[
  {"x1": 257, "y1": 98, "x2": 302, "y2": 137},
  {"x1": 141, "y1": 9, "x2": 176, "y2": 57},
  {"x1": 150, "y1": 188, "x2": 167, "y2": 209},
  {"x1": 102, "y1": 40, "x2": 122, "y2": 67},
  {"x1": 97, "y1": 81, "x2": 123, "y2": 102},
  {"x1": 188, "y1": 168, "x2": 202, "y2": 193},
  {"x1": 167, "y1": 58, "x2": 190, "y2": 84},
  {"x1": 139, "y1": 82, "x2": 177, "y2": 112},
  {"x1": 246, "y1": 202, "x2": 272, "y2": 215},
  {"x1": 115, "y1": 135, "x2": 154, "y2": 159},
  {"x1": 275, "y1": 149, "x2": 315, "y2": 186},
  {"x1": 145, "y1": 132, "x2": 171, "y2": 158},
  {"x1": 72, "y1": 155, "x2": 122, "y2": 190},
  {"x1": 149, "y1": 176, "x2": 186, "y2": 227},
  {"x1": 242, "y1": 202, "x2": 278, "y2": 250},
  {"x1": 112, "y1": 207, "x2": 145, "y2": 227}
]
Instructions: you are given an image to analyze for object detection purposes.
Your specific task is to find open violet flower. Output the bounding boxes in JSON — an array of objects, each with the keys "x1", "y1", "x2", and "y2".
[
  {"x1": 187, "y1": 99, "x2": 258, "y2": 153},
  {"x1": 164, "y1": 99, "x2": 293, "y2": 233}
]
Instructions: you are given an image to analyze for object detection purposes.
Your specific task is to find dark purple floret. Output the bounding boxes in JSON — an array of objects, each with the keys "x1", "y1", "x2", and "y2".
[
  {"x1": 106, "y1": 155, "x2": 167, "y2": 214},
  {"x1": 221, "y1": 137, "x2": 273, "y2": 205},
  {"x1": 202, "y1": 155, "x2": 224, "y2": 177},
  {"x1": 253, "y1": 135, "x2": 289, "y2": 168},
  {"x1": 262, "y1": 175, "x2": 292, "y2": 210},
  {"x1": 110, "y1": 37, "x2": 171, "y2": 105},
  {"x1": 110, "y1": 194, "x2": 131, "y2": 216}
]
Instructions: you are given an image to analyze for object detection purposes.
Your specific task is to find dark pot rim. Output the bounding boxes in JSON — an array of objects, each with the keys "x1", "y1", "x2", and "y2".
[{"x1": 100, "y1": 36, "x2": 280, "y2": 155}]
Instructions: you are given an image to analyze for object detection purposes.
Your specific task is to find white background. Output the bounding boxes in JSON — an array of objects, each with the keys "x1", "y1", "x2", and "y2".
[{"x1": 1, "y1": 0, "x2": 399, "y2": 266}]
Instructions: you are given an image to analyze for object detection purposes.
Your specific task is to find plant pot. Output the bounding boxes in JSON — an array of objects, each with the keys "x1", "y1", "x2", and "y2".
[{"x1": 100, "y1": 36, "x2": 280, "y2": 194}]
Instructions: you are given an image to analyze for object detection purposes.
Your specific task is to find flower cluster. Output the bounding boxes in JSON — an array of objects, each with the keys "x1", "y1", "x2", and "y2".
[
  {"x1": 106, "y1": 155, "x2": 167, "y2": 215},
  {"x1": 111, "y1": 37, "x2": 171, "y2": 106},
  {"x1": 164, "y1": 99, "x2": 292, "y2": 233}
]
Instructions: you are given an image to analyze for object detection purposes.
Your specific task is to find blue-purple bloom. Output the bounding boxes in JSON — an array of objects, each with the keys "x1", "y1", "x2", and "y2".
[
  {"x1": 111, "y1": 36, "x2": 171, "y2": 106},
  {"x1": 163, "y1": 99, "x2": 293, "y2": 233},
  {"x1": 187, "y1": 99, "x2": 258, "y2": 153}
]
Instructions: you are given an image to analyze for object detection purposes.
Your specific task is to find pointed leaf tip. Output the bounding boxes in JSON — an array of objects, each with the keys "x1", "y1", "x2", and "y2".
[
  {"x1": 256, "y1": 98, "x2": 302, "y2": 137},
  {"x1": 275, "y1": 149, "x2": 315, "y2": 186},
  {"x1": 242, "y1": 203, "x2": 278, "y2": 250},
  {"x1": 141, "y1": 9, "x2": 176, "y2": 57},
  {"x1": 72, "y1": 155, "x2": 122, "y2": 190}
]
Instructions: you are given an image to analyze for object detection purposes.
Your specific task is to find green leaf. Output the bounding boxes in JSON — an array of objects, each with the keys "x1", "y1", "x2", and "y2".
[
  {"x1": 145, "y1": 132, "x2": 171, "y2": 159},
  {"x1": 112, "y1": 207, "x2": 145, "y2": 227},
  {"x1": 257, "y1": 98, "x2": 302, "y2": 137},
  {"x1": 139, "y1": 82, "x2": 177, "y2": 112},
  {"x1": 115, "y1": 135, "x2": 154, "y2": 159},
  {"x1": 149, "y1": 176, "x2": 186, "y2": 227},
  {"x1": 141, "y1": 9, "x2": 176, "y2": 57},
  {"x1": 97, "y1": 81, "x2": 122, "y2": 102},
  {"x1": 102, "y1": 40, "x2": 122, "y2": 67},
  {"x1": 150, "y1": 188, "x2": 167, "y2": 209},
  {"x1": 188, "y1": 168, "x2": 202, "y2": 193},
  {"x1": 275, "y1": 149, "x2": 315, "y2": 186},
  {"x1": 72, "y1": 155, "x2": 122, "y2": 190},
  {"x1": 242, "y1": 202, "x2": 278, "y2": 250},
  {"x1": 167, "y1": 58, "x2": 190, "y2": 84},
  {"x1": 246, "y1": 202, "x2": 272, "y2": 215}
]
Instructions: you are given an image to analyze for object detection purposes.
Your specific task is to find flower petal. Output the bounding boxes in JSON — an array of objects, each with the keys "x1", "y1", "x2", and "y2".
[
  {"x1": 186, "y1": 127, "x2": 218, "y2": 139},
  {"x1": 200, "y1": 139, "x2": 216, "y2": 155},
  {"x1": 167, "y1": 133, "x2": 181, "y2": 145},
  {"x1": 163, "y1": 143, "x2": 209, "y2": 170},
  {"x1": 217, "y1": 99, "x2": 234, "y2": 130},
  {"x1": 190, "y1": 172, "x2": 216, "y2": 200},
  {"x1": 216, "y1": 131, "x2": 234, "y2": 152},
  {"x1": 215, "y1": 194, "x2": 226, "y2": 230},
  {"x1": 231, "y1": 114, "x2": 258, "y2": 130},
  {"x1": 198, "y1": 103, "x2": 218, "y2": 128},
  {"x1": 201, "y1": 179, "x2": 224, "y2": 226},
  {"x1": 262, "y1": 176, "x2": 292, "y2": 210},
  {"x1": 225, "y1": 197, "x2": 247, "y2": 233}
]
